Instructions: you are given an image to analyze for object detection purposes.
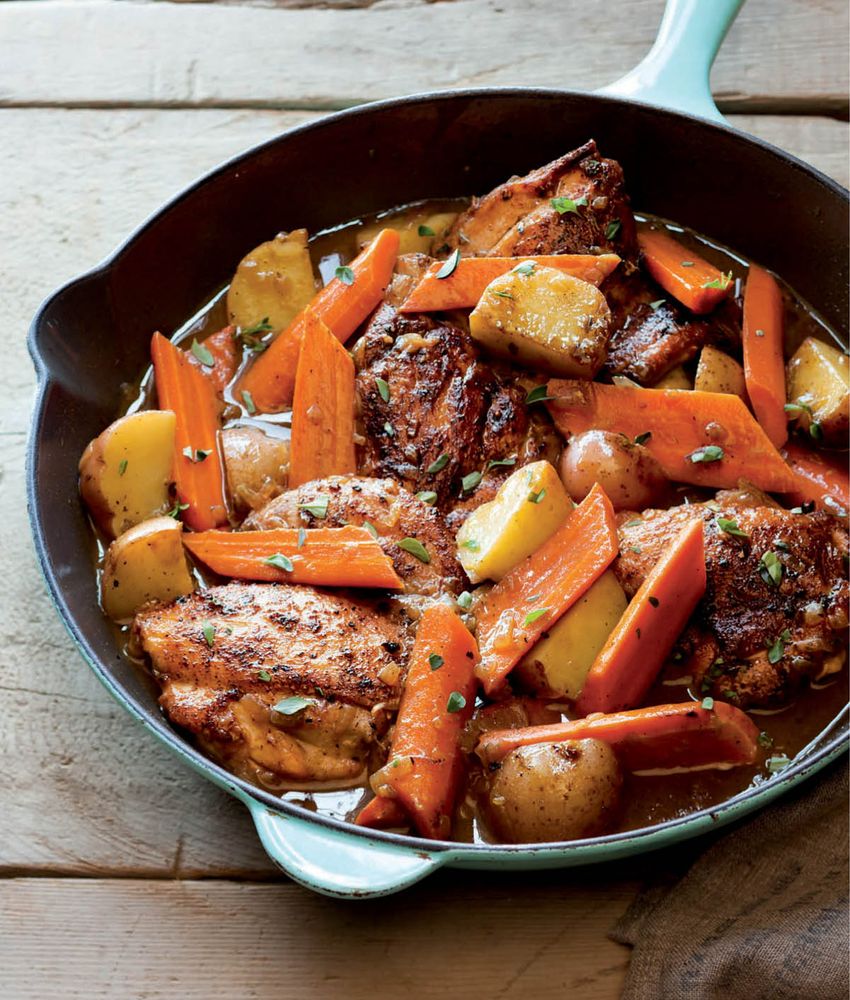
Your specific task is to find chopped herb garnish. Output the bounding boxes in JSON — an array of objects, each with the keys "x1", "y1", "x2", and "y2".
[
  {"x1": 436, "y1": 248, "x2": 461, "y2": 279},
  {"x1": 625, "y1": 518, "x2": 643, "y2": 527},
  {"x1": 680, "y1": 260, "x2": 695, "y2": 267},
  {"x1": 241, "y1": 389, "x2": 257, "y2": 414},
  {"x1": 649, "y1": 298, "x2": 666, "y2": 311},
  {"x1": 415, "y1": 491, "x2": 438, "y2": 506},
  {"x1": 512, "y1": 261, "x2": 536, "y2": 276},
  {"x1": 784, "y1": 401, "x2": 813, "y2": 417},
  {"x1": 428, "y1": 653, "x2": 444, "y2": 672},
  {"x1": 687, "y1": 445, "x2": 724, "y2": 464},
  {"x1": 629, "y1": 544, "x2": 643, "y2": 554},
  {"x1": 648, "y1": 595, "x2": 660, "y2": 608},
  {"x1": 201, "y1": 622, "x2": 215, "y2": 647},
  {"x1": 427, "y1": 453, "x2": 450, "y2": 475},
  {"x1": 523, "y1": 608, "x2": 550, "y2": 626},
  {"x1": 257, "y1": 669, "x2": 272, "y2": 682},
  {"x1": 446, "y1": 691, "x2": 466, "y2": 713},
  {"x1": 766, "y1": 754, "x2": 791, "y2": 773},
  {"x1": 335, "y1": 265, "x2": 355, "y2": 285},
  {"x1": 757, "y1": 731, "x2": 774, "y2": 749},
  {"x1": 166, "y1": 502, "x2": 190, "y2": 519},
  {"x1": 462, "y1": 471, "x2": 483, "y2": 493},
  {"x1": 457, "y1": 590, "x2": 473, "y2": 610},
  {"x1": 363, "y1": 520, "x2": 379, "y2": 539},
  {"x1": 605, "y1": 220, "x2": 621, "y2": 240},
  {"x1": 398, "y1": 537, "x2": 430, "y2": 563},
  {"x1": 717, "y1": 517, "x2": 749, "y2": 539},
  {"x1": 701, "y1": 271, "x2": 733, "y2": 290},
  {"x1": 297, "y1": 527, "x2": 307, "y2": 549},
  {"x1": 383, "y1": 421, "x2": 395, "y2": 437},
  {"x1": 264, "y1": 552, "x2": 294, "y2": 572},
  {"x1": 118, "y1": 459, "x2": 128, "y2": 477},
  {"x1": 240, "y1": 317, "x2": 273, "y2": 337},
  {"x1": 809, "y1": 420, "x2": 823, "y2": 441},
  {"x1": 701, "y1": 696, "x2": 714, "y2": 711},
  {"x1": 418, "y1": 224, "x2": 435, "y2": 237},
  {"x1": 634, "y1": 431, "x2": 652, "y2": 446},
  {"x1": 487, "y1": 456, "x2": 517, "y2": 470},
  {"x1": 526, "y1": 384, "x2": 553, "y2": 405},
  {"x1": 461, "y1": 539, "x2": 480, "y2": 551},
  {"x1": 375, "y1": 377, "x2": 391, "y2": 403},
  {"x1": 273, "y1": 695, "x2": 314, "y2": 716},
  {"x1": 759, "y1": 550, "x2": 784, "y2": 587},
  {"x1": 551, "y1": 195, "x2": 587, "y2": 215},
  {"x1": 299, "y1": 496, "x2": 330, "y2": 519},
  {"x1": 182, "y1": 446, "x2": 211, "y2": 463},
  {"x1": 767, "y1": 628, "x2": 792, "y2": 664},
  {"x1": 493, "y1": 290, "x2": 515, "y2": 300},
  {"x1": 527, "y1": 488, "x2": 546, "y2": 504},
  {"x1": 190, "y1": 338, "x2": 215, "y2": 367}
]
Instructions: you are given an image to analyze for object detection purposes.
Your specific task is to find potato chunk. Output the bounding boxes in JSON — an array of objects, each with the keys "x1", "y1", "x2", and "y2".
[
  {"x1": 101, "y1": 516, "x2": 195, "y2": 621},
  {"x1": 694, "y1": 345, "x2": 747, "y2": 398},
  {"x1": 226, "y1": 230, "x2": 317, "y2": 333},
  {"x1": 221, "y1": 425, "x2": 290, "y2": 516},
  {"x1": 514, "y1": 570, "x2": 628, "y2": 699},
  {"x1": 469, "y1": 265, "x2": 611, "y2": 377},
  {"x1": 652, "y1": 365, "x2": 693, "y2": 391},
  {"x1": 79, "y1": 410, "x2": 176, "y2": 539},
  {"x1": 455, "y1": 460, "x2": 570, "y2": 583},
  {"x1": 787, "y1": 336, "x2": 849, "y2": 446}
]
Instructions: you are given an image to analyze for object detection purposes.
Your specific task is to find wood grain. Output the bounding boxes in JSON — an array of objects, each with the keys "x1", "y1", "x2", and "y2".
[
  {"x1": 1, "y1": 0, "x2": 847, "y2": 112},
  {"x1": 0, "y1": 876, "x2": 634, "y2": 999}
]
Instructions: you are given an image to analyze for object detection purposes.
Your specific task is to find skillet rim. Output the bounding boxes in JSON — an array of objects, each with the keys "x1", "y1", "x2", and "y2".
[{"x1": 26, "y1": 85, "x2": 850, "y2": 858}]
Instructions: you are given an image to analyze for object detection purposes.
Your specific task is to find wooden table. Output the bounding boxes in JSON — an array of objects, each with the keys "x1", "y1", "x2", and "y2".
[{"x1": 1, "y1": 1, "x2": 846, "y2": 996}]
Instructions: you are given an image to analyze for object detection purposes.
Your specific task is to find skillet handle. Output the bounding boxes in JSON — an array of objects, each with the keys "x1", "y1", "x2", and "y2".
[
  {"x1": 247, "y1": 800, "x2": 446, "y2": 898},
  {"x1": 598, "y1": 0, "x2": 745, "y2": 123}
]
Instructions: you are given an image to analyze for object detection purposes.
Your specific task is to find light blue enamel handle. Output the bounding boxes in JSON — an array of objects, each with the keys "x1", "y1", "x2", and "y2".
[
  {"x1": 248, "y1": 801, "x2": 445, "y2": 898},
  {"x1": 599, "y1": 0, "x2": 746, "y2": 123}
]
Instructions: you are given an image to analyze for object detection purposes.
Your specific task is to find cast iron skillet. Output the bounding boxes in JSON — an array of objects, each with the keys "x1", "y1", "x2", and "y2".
[{"x1": 27, "y1": 0, "x2": 849, "y2": 896}]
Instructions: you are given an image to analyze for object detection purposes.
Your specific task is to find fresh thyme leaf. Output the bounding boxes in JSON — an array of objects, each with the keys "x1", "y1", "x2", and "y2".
[
  {"x1": 190, "y1": 338, "x2": 215, "y2": 367},
  {"x1": 523, "y1": 608, "x2": 550, "y2": 626},
  {"x1": 605, "y1": 220, "x2": 621, "y2": 240},
  {"x1": 335, "y1": 265, "x2": 355, "y2": 286},
  {"x1": 273, "y1": 696, "x2": 315, "y2": 716},
  {"x1": 766, "y1": 753, "x2": 791, "y2": 773},
  {"x1": 701, "y1": 271, "x2": 733, "y2": 290},
  {"x1": 717, "y1": 517, "x2": 749, "y2": 539},
  {"x1": 264, "y1": 552, "x2": 294, "y2": 572},
  {"x1": 383, "y1": 421, "x2": 395, "y2": 437},
  {"x1": 757, "y1": 731, "x2": 774, "y2": 749},
  {"x1": 398, "y1": 537, "x2": 430, "y2": 563},
  {"x1": 415, "y1": 490, "x2": 438, "y2": 506},
  {"x1": 687, "y1": 445, "x2": 724, "y2": 464},
  {"x1": 166, "y1": 502, "x2": 190, "y2": 519},
  {"x1": 766, "y1": 628, "x2": 792, "y2": 664},
  {"x1": 427, "y1": 454, "x2": 450, "y2": 475},
  {"x1": 240, "y1": 318, "x2": 273, "y2": 338},
  {"x1": 241, "y1": 389, "x2": 256, "y2": 414},
  {"x1": 297, "y1": 527, "x2": 307, "y2": 549},
  {"x1": 461, "y1": 539, "x2": 480, "y2": 551},
  {"x1": 118, "y1": 459, "x2": 128, "y2": 477},
  {"x1": 512, "y1": 261, "x2": 536, "y2": 276},
  {"x1": 201, "y1": 622, "x2": 215, "y2": 647},
  {"x1": 487, "y1": 456, "x2": 517, "y2": 470},
  {"x1": 680, "y1": 260, "x2": 695, "y2": 267},
  {"x1": 462, "y1": 471, "x2": 482, "y2": 493},
  {"x1": 809, "y1": 420, "x2": 823, "y2": 441},
  {"x1": 446, "y1": 691, "x2": 466, "y2": 713},
  {"x1": 527, "y1": 488, "x2": 546, "y2": 504},
  {"x1": 428, "y1": 653, "x2": 444, "y2": 671},
  {"x1": 182, "y1": 446, "x2": 211, "y2": 463},
  {"x1": 457, "y1": 590, "x2": 473, "y2": 610},
  {"x1": 299, "y1": 496, "x2": 330, "y2": 519},
  {"x1": 436, "y1": 248, "x2": 461, "y2": 279},
  {"x1": 363, "y1": 520, "x2": 379, "y2": 539},
  {"x1": 759, "y1": 550, "x2": 784, "y2": 587},
  {"x1": 418, "y1": 224, "x2": 435, "y2": 237},
  {"x1": 257, "y1": 669, "x2": 272, "y2": 682},
  {"x1": 649, "y1": 299, "x2": 666, "y2": 311},
  {"x1": 493, "y1": 290, "x2": 515, "y2": 300},
  {"x1": 526, "y1": 384, "x2": 553, "y2": 405},
  {"x1": 701, "y1": 696, "x2": 714, "y2": 710},
  {"x1": 551, "y1": 195, "x2": 587, "y2": 215},
  {"x1": 375, "y1": 377, "x2": 391, "y2": 403}
]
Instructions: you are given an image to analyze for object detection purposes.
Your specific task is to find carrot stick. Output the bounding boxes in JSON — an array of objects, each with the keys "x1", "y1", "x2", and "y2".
[
  {"x1": 183, "y1": 525, "x2": 404, "y2": 589},
  {"x1": 399, "y1": 254, "x2": 621, "y2": 313},
  {"x1": 476, "y1": 701, "x2": 760, "y2": 771},
  {"x1": 355, "y1": 604, "x2": 479, "y2": 839},
  {"x1": 188, "y1": 326, "x2": 240, "y2": 394},
  {"x1": 638, "y1": 229, "x2": 734, "y2": 315},
  {"x1": 782, "y1": 441, "x2": 850, "y2": 514},
  {"x1": 577, "y1": 520, "x2": 706, "y2": 714},
  {"x1": 742, "y1": 265, "x2": 787, "y2": 448},
  {"x1": 151, "y1": 332, "x2": 228, "y2": 531},
  {"x1": 546, "y1": 380, "x2": 798, "y2": 493},
  {"x1": 289, "y1": 313, "x2": 356, "y2": 488},
  {"x1": 475, "y1": 483, "x2": 619, "y2": 697},
  {"x1": 238, "y1": 229, "x2": 400, "y2": 413}
]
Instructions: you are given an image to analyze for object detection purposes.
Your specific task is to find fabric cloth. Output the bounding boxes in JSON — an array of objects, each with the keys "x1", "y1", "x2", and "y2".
[{"x1": 612, "y1": 757, "x2": 849, "y2": 999}]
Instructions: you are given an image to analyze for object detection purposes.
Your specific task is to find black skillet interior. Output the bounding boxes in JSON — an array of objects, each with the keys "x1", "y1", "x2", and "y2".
[{"x1": 28, "y1": 89, "x2": 850, "y2": 826}]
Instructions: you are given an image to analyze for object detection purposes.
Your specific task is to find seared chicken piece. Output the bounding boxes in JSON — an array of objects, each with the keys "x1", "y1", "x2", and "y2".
[
  {"x1": 245, "y1": 475, "x2": 466, "y2": 596},
  {"x1": 616, "y1": 500, "x2": 849, "y2": 707},
  {"x1": 445, "y1": 140, "x2": 637, "y2": 258},
  {"x1": 135, "y1": 582, "x2": 412, "y2": 787},
  {"x1": 353, "y1": 305, "x2": 557, "y2": 513}
]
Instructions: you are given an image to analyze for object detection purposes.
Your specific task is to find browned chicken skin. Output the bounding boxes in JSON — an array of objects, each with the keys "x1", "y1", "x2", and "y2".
[
  {"x1": 134, "y1": 582, "x2": 412, "y2": 787},
  {"x1": 617, "y1": 497, "x2": 849, "y2": 707}
]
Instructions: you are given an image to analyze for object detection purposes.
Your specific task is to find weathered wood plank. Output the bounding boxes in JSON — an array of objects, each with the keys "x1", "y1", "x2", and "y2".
[
  {"x1": 0, "y1": 877, "x2": 633, "y2": 999},
  {"x1": 0, "y1": 0, "x2": 846, "y2": 111},
  {"x1": 1, "y1": 106, "x2": 845, "y2": 876}
]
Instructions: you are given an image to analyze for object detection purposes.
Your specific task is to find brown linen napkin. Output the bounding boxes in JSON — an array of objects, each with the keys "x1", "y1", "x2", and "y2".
[{"x1": 612, "y1": 757, "x2": 849, "y2": 999}]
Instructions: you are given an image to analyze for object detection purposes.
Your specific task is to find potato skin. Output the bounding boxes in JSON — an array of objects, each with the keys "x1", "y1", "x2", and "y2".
[
  {"x1": 559, "y1": 430, "x2": 669, "y2": 510},
  {"x1": 694, "y1": 345, "x2": 747, "y2": 398},
  {"x1": 221, "y1": 425, "x2": 290, "y2": 516},
  {"x1": 786, "y1": 336, "x2": 849, "y2": 447},
  {"x1": 469, "y1": 266, "x2": 611, "y2": 378},
  {"x1": 483, "y1": 739, "x2": 623, "y2": 843}
]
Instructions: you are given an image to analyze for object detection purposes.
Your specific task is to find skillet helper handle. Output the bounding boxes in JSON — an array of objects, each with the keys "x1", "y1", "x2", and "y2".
[
  {"x1": 247, "y1": 800, "x2": 445, "y2": 898},
  {"x1": 598, "y1": 0, "x2": 745, "y2": 123}
]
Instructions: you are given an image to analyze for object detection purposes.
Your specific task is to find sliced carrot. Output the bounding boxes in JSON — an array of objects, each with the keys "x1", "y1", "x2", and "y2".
[
  {"x1": 355, "y1": 795, "x2": 407, "y2": 830},
  {"x1": 475, "y1": 483, "x2": 619, "y2": 697},
  {"x1": 476, "y1": 701, "x2": 760, "y2": 771},
  {"x1": 546, "y1": 380, "x2": 798, "y2": 493},
  {"x1": 150, "y1": 332, "x2": 228, "y2": 531},
  {"x1": 399, "y1": 254, "x2": 621, "y2": 313},
  {"x1": 183, "y1": 526, "x2": 403, "y2": 589},
  {"x1": 288, "y1": 313, "x2": 356, "y2": 488},
  {"x1": 742, "y1": 265, "x2": 787, "y2": 448},
  {"x1": 238, "y1": 229, "x2": 400, "y2": 413},
  {"x1": 356, "y1": 604, "x2": 479, "y2": 839},
  {"x1": 188, "y1": 325, "x2": 240, "y2": 394},
  {"x1": 782, "y1": 441, "x2": 850, "y2": 514},
  {"x1": 638, "y1": 229, "x2": 733, "y2": 315},
  {"x1": 577, "y1": 520, "x2": 706, "y2": 714}
]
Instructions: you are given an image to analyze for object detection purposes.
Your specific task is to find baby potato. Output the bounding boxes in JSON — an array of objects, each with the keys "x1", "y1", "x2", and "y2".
[
  {"x1": 456, "y1": 460, "x2": 571, "y2": 583},
  {"x1": 652, "y1": 365, "x2": 693, "y2": 391},
  {"x1": 559, "y1": 429, "x2": 669, "y2": 510},
  {"x1": 469, "y1": 266, "x2": 611, "y2": 378},
  {"x1": 227, "y1": 229, "x2": 317, "y2": 333},
  {"x1": 101, "y1": 516, "x2": 195, "y2": 621},
  {"x1": 483, "y1": 739, "x2": 623, "y2": 843},
  {"x1": 514, "y1": 570, "x2": 627, "y2": 699},
  {"x1": 79, "y1": 410, "x2": 176, "y2": 539},
  {"x1": 221, "y1": 425, "x2": 290, "y2": 516},
  {"x1": 694, "y1": 345, "x2": 746, "y2": 398},
  {"x1": 787, "y1": 336, "x2": 849, "y2": 446}
]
